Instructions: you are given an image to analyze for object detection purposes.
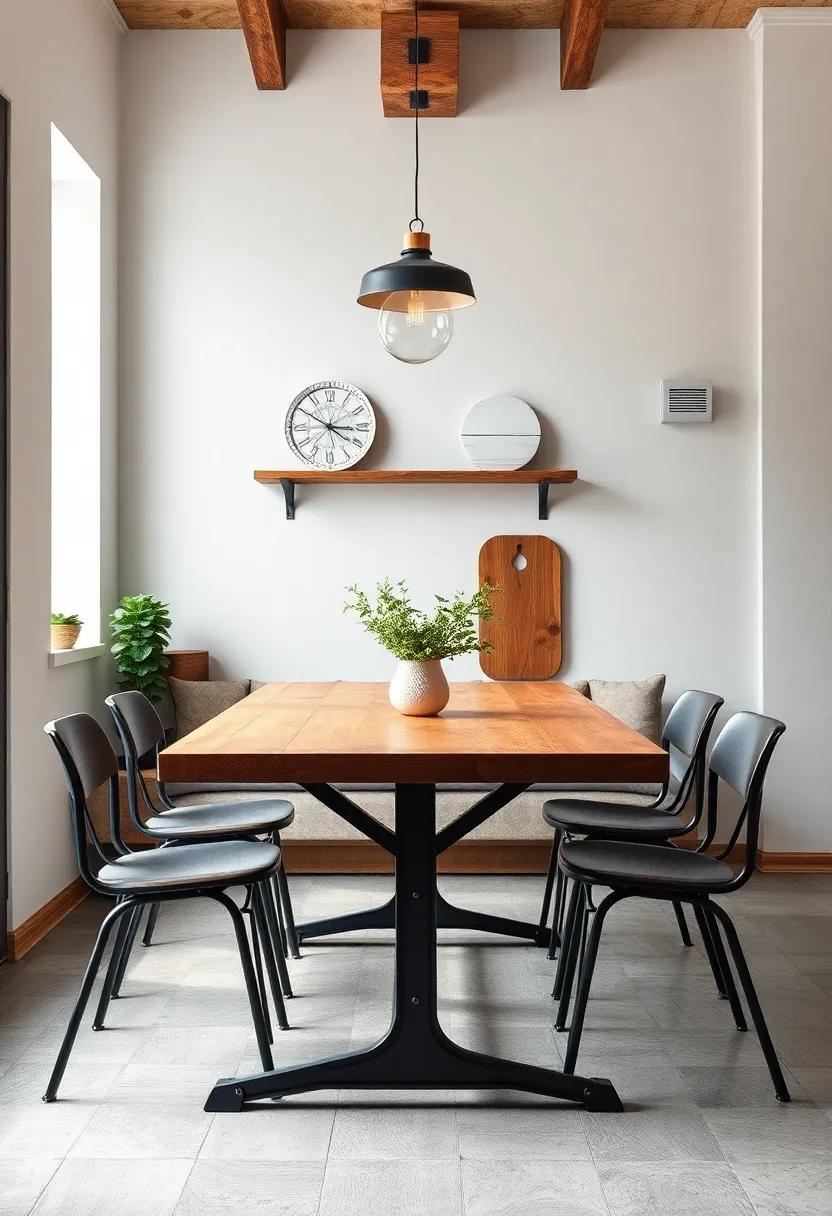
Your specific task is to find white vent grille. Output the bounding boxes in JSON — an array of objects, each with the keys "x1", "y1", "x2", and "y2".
[{"x1": 661, "y1": 379, "x2": 712, "y2": 423}]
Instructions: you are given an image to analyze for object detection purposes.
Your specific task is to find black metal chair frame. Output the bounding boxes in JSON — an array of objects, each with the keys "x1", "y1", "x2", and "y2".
[
  {"x1": 553, "y1": 713, "x2": 790, "y2": 1102},
  {"x1": 42, "y1": 716, "x2": 284, "y2": 1102},
  {"x1": 105, "y1": 692, "x2": 299, "y2": 1000},
  {"x1": 539, "y1": 691, "x2": 724, "y2": 962}
]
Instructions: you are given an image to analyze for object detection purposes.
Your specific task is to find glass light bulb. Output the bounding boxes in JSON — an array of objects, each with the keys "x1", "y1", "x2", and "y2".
[{"x1": 378, "y1": 291, "x2": 453, "y2": 364}]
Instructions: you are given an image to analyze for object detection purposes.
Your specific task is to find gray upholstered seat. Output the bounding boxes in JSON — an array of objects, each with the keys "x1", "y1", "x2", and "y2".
[
  {"x1": 98, "y1": 840, "x2": 280, "y2": 891},
  {"x1": 560, "y1": 838, "x2": 735, "y2": 890},
  {"x1": 144, "y1": 799, "x2": 294, "y2": 839}
]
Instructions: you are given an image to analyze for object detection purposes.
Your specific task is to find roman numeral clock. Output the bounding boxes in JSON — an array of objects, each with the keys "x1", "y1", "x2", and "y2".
[{"x1": 285, "y1": 381, "x2": 376, "y2": 471}]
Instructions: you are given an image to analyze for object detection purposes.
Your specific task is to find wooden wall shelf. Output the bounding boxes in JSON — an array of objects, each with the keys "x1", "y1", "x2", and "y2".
[{"x1": 254, "y1": 469, "x2": 578, "y2": 520}]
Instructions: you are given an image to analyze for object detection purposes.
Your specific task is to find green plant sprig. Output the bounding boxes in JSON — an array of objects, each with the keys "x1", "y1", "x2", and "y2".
[
  {"x1": 51, "y1": 612, "x2": 82, "y2": 626},
  {"x1": 344, "y1": 579, "x2": 498, "y2": 663},
  {"x1": 109, "y1": 594, "x2": 172, "y2": 703}
]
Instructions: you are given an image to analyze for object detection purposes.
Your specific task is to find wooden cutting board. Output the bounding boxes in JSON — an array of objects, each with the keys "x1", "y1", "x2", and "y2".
[{"x1": 478, "y1": 535, "x2": 562, "y2": 680}]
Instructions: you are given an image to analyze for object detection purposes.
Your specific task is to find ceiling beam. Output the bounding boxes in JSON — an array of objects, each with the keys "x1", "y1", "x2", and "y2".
[
  {"x1": 560, "y1": 0, "x2": 610, "y2": 89},
  {"x1": 237, "y1": 0, "x2": 286, "y2": 89},
  {"x1": 380, "y1": 10, "x2": 459, "y2": 118}
]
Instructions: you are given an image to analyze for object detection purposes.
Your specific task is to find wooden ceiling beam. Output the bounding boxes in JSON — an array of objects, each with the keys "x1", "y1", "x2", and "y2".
[
  {"x1": 560, "y1": 0, "x2": 610, "y2": 89},
  {"x1": 380, "y1": 10, "x2": 459, "y2": 118},
  {"x1": 237, "y1": 0, "x2": 287, "y2": 89}
]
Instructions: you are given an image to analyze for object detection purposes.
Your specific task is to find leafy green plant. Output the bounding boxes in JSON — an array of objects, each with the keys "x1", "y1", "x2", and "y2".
[
  {"x1": 51, "y1": 612, "x2": 83, "y2": 626},
  {"x1": 344, "y1": 579, "x2": 498, "y2": 662},
  {"x1": 109, "y1": 595, "x2": 172, "y2": 702}
]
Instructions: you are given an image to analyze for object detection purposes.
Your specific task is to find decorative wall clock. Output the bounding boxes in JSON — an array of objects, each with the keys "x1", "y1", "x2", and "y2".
[
  {"x1": 285, "y1": 381, "x2": 376, "y2": 470},
  {"x1": 460, "y1": 395, "x2": 541, "y2": 471}
]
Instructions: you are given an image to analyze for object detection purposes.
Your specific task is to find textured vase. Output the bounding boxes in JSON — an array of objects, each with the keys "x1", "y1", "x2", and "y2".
[{"x1": 389, "y1": 660, "x2": 450, "y2": 717}]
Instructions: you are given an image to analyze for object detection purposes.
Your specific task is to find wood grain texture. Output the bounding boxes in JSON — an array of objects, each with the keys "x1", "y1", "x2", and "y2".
[
  {"x1": 164, "y1": 650, "x2": 210, "y2": 680},
  {"x1": 479, "y1": 536, "x2": 562, "y2": 680},
  {"x1": 237, "y1": 0, "x2": 286, "y2": 88},
  {"x1": 254, "y1": 468, "x2": 577, "y2": 483},
  {"x1": 381, "y1": 11, "x2": 458, "y2": 118},
  {"x1": 116, "y1": 0, "x2": 831, "y2": 29},
  {"x1": 158, "y1": 679, "x2": 668, "y2": 784},
  {"x1": 560, "y1": 0, "x2": 610, "y2": 88},
  {"x1": 6, "y1": 877, "x2": 89, "y2": 961}
]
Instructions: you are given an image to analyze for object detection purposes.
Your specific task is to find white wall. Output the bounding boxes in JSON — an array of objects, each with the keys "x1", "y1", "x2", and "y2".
[
  {"x1": 0, "y1": 0, "x2": 121, "y2": 930},
  {"x1": 754, "y1": 13, "x2": 832, "y2": 852},
  {"x1": 119, "y1": 30, "x2": 759, "y2": 735}
]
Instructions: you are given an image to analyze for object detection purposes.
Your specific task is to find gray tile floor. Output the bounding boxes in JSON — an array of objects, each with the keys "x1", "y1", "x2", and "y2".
[{"x1": 1, "y1": 874, "x2": 831, "y2": 1216}]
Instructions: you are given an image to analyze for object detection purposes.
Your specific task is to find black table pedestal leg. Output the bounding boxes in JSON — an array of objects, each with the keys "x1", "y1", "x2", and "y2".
[{"x1": 205, "y1": 784, "x2": 621, "y2": 1115}]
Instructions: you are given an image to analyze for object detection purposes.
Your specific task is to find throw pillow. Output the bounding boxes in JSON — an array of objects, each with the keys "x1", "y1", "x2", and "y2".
[
  {"x1": 587, "y1": 674, "x2": 666, "y2": 742},
  {"x1": 169, "y1": 677, "x2": 251, "y2": 739}
]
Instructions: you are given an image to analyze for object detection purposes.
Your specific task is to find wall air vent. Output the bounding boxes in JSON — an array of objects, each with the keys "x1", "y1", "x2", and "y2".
[{"x1": 661, "y1": 379, "x2": 712, "y2": 423}]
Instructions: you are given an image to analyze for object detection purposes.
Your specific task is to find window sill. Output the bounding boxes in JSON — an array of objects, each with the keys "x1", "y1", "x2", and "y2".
[{"x1": 49, "y1": 643, "x2": 106, "y2": 668}]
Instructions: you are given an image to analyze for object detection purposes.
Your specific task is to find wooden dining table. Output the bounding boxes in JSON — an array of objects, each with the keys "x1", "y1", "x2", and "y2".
[{"x1": 159, "y1": 680, "x2": 668, "y2": 1114}]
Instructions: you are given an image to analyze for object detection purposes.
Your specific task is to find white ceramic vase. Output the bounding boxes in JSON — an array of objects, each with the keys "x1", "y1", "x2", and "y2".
[{"x1": 389, "y1": 660, "x2": 450, "y2": 717}]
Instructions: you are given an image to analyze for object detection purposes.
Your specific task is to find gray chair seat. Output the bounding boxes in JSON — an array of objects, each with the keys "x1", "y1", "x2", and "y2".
[
  {"x1": 559, "y1": 838, "x2": 735, "y2": 890},
  {"x1": 145, "y1": 799, "x2": 294, "y2": 839},
  {"x1": 98, "y1": 840, "x2": 280, "y2": 892},
  {"x1": 543, "y1": 799, "x2": 688, "y2": 838}
]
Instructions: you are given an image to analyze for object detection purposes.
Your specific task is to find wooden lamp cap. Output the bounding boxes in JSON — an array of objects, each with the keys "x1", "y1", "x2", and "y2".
[{"x1": 403, "y1": 230, "x2": 431, "y2": 251}]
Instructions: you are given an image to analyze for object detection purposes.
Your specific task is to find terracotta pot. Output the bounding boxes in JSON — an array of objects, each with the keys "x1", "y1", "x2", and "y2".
[
  {"x1": 51, "y1": 622, "x2": 82, "y2": 650},
  {"x1": 389, "y1": 660, "x2": 450, "y2": 717}
]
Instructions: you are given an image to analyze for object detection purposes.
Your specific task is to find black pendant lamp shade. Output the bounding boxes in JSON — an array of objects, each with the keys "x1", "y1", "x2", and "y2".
[{"x1": 358, "y1": 230, "x2": 476, "y2": 312}]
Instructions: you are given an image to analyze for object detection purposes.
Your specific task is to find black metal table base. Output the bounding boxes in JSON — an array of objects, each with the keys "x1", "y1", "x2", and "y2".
[
  {"x1": 205, "y1": 784, "x2": 620, "y2": 1113},
  {"x1": 296, "y1": 893, "x2": 550, "y2": 948}
]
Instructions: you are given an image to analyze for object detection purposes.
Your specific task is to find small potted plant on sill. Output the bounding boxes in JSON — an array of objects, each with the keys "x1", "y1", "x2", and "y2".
[
  {"x1": 344, "y1": 579, "x2": 498, "y2": 716},
  {"x1": 109, "y1": 594, "x2": 172, "y2": 703},
  {"x1": 50, "y1": 612, "x2": 83, "y2": 651}
]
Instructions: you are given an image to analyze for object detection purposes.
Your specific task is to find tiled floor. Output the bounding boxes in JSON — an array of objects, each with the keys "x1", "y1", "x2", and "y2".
[{"x1": 1, "y1": 874, "x2": 831, "y2": 1216}]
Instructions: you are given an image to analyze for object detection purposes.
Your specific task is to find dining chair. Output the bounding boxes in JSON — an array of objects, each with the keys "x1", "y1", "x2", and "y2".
[
  {"x1": 43, "y1": 712, "x2": 282, "y2": 1102},
  {"x1": 105, "y1": 690, "x2": 299, "y2": 996},
  {"x1": 553, "y1": 710, "x2": 789, "y2": 1101},
  {"x1": 540, "y1": 689, "x2": 724, "y2": 965}
]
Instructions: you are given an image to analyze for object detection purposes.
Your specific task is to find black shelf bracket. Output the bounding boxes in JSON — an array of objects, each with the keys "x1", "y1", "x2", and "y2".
[
  {"x1": 538, "y1": 478, "x2": 552, "y2": 520},
  {"x1": 280, "y1": 478, "x2": 295, "y2": 521}
]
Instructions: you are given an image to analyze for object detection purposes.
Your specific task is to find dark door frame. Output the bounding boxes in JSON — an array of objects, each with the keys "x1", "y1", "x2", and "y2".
[{"x1": 0, "y1": 93, "x2": 9, "y2": 959}]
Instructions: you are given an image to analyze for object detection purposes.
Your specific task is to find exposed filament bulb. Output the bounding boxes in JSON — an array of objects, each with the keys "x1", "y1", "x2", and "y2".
[{"x1": 406, "y1": 291, "x2": 426, "y2": 327}]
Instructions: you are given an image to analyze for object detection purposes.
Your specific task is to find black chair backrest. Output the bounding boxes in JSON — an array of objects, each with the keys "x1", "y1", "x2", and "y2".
[
  {"x1": 660, "y1": 690, "x2": 724, "y2": 819},
  {"x1": 105, "y1": 691, "x2": 167, "y2": 833},
  {"x1": 44, "y1": 713, "x2": 126, "y2": 893},
  {"x1": 705, "y1": 711, "x2": 786, "y2": 885}
]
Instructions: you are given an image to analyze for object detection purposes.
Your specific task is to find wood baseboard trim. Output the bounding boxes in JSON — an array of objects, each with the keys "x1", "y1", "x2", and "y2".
[
  {"x1": 6, "y1": 876, "x2": 89, "y2": 961},
  {"x1": 283, "y1": 839, "x2": 832, "y2": 875},
  {"x1": 756, "y1": 852, "x2": 832, "y2": 874}
]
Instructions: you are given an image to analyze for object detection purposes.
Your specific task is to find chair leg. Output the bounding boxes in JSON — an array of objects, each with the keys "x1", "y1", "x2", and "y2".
[
  {"x1": 692, "y1": 903, "x2": 728, "y2": 1000},
  {"x1": 672, "y1": 900, "x2": 693, "y2": 947},
  {"x1": 142, "y1": 902, "x2": 160, "y2": 947},
  {"x1": 110, "y1": 905, "x2": 143, "y2": 999},
  {"x1": 538, "y1": 832, "x2": 560, "y2": 937},
  {"x1": 549, "y1": 867, "x2": 567, "y2": 961},
  {"x1": 556, "y1": 884, "x2": 587, "y2": 1030},
  {"x1": 252, "y1": 884, "x2": 290, "y2": 1031},
  {"x1": 260, "y1": 881, "x2": 294, "y2": 999},
  {"x1": 210, "y1": 890, "x2": 274, "y2": 1072},
  {"x1": 248, "y1": 902, "x2": 273, "y2": 1044},
  {"x1": 704, "y1": 908, "x2": 747, "y2": 1031},
  {"x1": 563, "y1": 891, "x2": 624, "y2": 1074},
  {"x1": 708, "y1": 902, "x2": 790, "y2": 1102},
  {"x1": 92, "y1": 908, "x2": 133, "y2": 1030},
  {"x1": 43, "y1": 900, "x2": 136, "y2": 1102},
  {"x1": 274, "y1": 838, "x2": 301, "y2": 960},
  {"x1": 552, "y1": 877, "x2": 581, "y2": 1000}
]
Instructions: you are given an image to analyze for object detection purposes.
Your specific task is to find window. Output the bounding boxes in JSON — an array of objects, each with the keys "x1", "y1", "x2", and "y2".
[{"x1": 50, "y1": 124, "x2": 101, "y2": 650}]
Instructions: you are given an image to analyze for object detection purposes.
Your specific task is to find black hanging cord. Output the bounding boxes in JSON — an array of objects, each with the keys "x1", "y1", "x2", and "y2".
[{"x1": 409, "y1": 0, "x2": 423, "y2": 233}]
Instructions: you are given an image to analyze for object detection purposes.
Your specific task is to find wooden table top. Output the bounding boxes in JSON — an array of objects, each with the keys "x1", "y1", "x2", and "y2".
[{"x1": 158, "y1": 681, "x2": 668, "y2": 786}]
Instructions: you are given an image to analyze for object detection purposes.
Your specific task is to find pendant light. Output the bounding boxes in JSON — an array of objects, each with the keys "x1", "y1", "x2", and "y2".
[{"x1": 357, "y1": 0, "x2": 475, "y2": 364}]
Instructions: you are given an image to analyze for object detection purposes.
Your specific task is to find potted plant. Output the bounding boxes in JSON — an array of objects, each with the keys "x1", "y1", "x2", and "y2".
[
  {"x1": 109, "y1": 594, "x2": 172, "y2": 703},
  {"x1": 50, "y1": 612, "x2": 83, "y2": 651},
  {"x1": 344, "y1": 579, "x2": 498, "y2": 716}
]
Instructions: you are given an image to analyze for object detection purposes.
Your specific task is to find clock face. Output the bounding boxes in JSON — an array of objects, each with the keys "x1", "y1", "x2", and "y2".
[{"x1": 285, "y1": 381, "x2": 376, "y2": 471}]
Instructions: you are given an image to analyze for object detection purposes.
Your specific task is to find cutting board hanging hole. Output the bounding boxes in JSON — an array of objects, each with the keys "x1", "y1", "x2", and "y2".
[{"x1": 512, "y1": 545, "x2": 528, "y2": 572}]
